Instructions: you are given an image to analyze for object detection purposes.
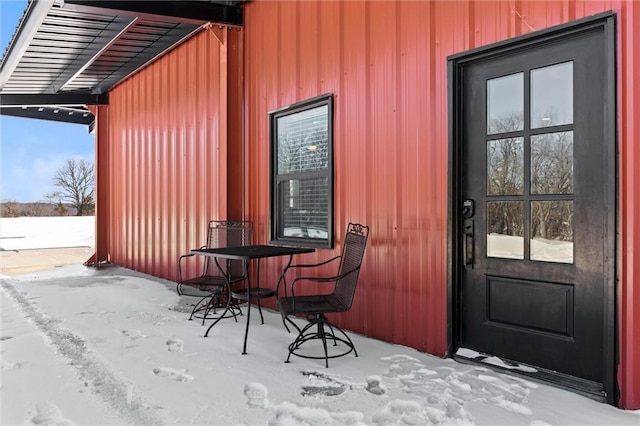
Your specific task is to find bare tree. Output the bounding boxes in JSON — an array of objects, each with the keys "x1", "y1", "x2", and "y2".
[
  {"x1": 530, "y1": 131, "x2": 574, "y2": 241},
  {"x1": 1, "y1": 199, "x2": 21, "y2": 217},
  {"x1": 45, "y1": 159, "x2": 95, "y2": 216},
  {"x1": 486, "y1": 112, "x2": 573, "y2": 243}
]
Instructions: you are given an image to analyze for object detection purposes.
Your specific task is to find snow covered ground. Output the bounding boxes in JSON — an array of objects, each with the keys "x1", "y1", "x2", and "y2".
[
  {"x1": 1, "y1": 217, "x2": 639, "y2": 425},
  {"x1": 0, "y1": 216, "x2": 94, "y2": 250}
]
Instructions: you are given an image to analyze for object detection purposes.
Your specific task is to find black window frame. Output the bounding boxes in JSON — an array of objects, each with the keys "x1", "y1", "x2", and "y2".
[{"x1": 269, "y1": 93, "x2": 334, "y2": 248}]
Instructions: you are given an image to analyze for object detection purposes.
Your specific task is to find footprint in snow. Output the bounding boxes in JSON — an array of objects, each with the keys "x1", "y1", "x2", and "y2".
[
  {"x1": 166, "y1": 338, "x2": 183, "y2": 352},
  {"x1": 153, "y1": 367, "x2": 194, "y2": 382},
  {"x1": 1, "y1": 358, "x2": 23, "y2": 370},
  {"x1": 121, "y1": 329, "x2": 145, "y2": 340},
  {"x1": 372, "y1": 399, "x2": 427, "y2": 426},
  {"x1": 381, "y1": 354, "x2": 426, "y2": 377},
  {"x1": 366, "y1": 375, "x2": 386, "y2": 395},
  {"x1": 301, "y1": 384, "x2": 347, "y2": 396},
  {"x1": 29, "y1": 402, "x2": 74, "y2": 425},
  {"x1": 269, "y1": 401, "x2": 364, "y2": 425},
  {"x1": 299, "y1": 369, "x2": 385, "y2": 396},
  {"x1": 247, "y1": 379, "x2": 366, "y2": 424},
  {"x1": 244, "y1": 382, "x2": 269, "y2": 408},
  {"x1": 382, "y1": 355, "x2": 533, "y2": 418},
  {"x1": 300, "y1": 370, "x2": 350, "y2": 396}
]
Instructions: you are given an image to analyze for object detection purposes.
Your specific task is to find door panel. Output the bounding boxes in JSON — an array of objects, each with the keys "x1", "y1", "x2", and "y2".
[
  {"x1": 486, "y1": 276, "x2": 574, "y2": 337},
  {"x1": 459, "y1": 29, "x2": 607, "y2": 383}
]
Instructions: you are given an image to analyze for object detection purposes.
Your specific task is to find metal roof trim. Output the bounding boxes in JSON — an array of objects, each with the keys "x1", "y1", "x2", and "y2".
[
  {"x1": 0, "y1": 1, "x2": 244, "y2": 127},
  {"x1": 61, "y1": 0, "x2": 243, "y2": 28},
  {"x1": 0, "y1": 93, "x2": 108, "y2": 106},
  {"x1": 0, "y1": 0, "x2": 55, "y2": 91},
  {"x1": 1, "y1": 105, "x2": 94, "y2": 126}
]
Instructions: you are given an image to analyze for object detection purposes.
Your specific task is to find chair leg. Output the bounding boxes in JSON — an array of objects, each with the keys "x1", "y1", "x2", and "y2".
[
  {"x1": 285, "y1": 318, "x2": 318, "y2": 363},
  {"x1": 242, "y1": 296, "x2": 251, "y2": 355},
  {"x1": 282, "y1": 314, "x2": 302, "y2": 334},
  {"x1": 201, "y1": 293, "x2": 221, "y2": 325},
  {"x1": 284, "y1": 314, "x2": 356, "y2": 367},
  {"x1": 203, "y1": 291, "x2": 233, "y2": 338},
  {"x1": 190, "y1": 287, "x2": 240, "y2": 324},
  {"x1": 281, "y1": 316, "x2": 291, "y2": 333},
  {"x1": 257, "y1": 300, "x2": 265, "y2": 324},
  {"x1": 326, "y1": 322, "x2": 339, "y2": 347},
  {"x1": 189, "y1": 293, "x2": 212, "y2": 321},
  {"x1": 317, "y1": 320, "x2": 329, "y2": 368},
  {"x1": 334, "y1": 325, "x2": 358, "y2": 358}
]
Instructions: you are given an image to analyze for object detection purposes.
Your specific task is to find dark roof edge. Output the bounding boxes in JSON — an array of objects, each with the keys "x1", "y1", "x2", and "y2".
[
  {"x1": 0, "y1": 93, "x2": 108, "y2": 106},
  {"x1": 62, "y1": 0, "x2": 243, "y2": 27}
]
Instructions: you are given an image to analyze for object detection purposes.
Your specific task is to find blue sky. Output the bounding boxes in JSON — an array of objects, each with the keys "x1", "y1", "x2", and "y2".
[{"x1": 1, "y1": 0, "x2": 95, "y2": 203}]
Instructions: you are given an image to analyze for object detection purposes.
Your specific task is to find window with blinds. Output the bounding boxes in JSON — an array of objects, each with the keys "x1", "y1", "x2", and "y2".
[{"x1": 269, "y1": 94, "x2": 334, "y2": 247}]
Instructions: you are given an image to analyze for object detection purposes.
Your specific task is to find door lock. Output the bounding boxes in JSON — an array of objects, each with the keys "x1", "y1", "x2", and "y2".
[{"x1": 462, "y1": 199, "x2": 475, "y2": 218}]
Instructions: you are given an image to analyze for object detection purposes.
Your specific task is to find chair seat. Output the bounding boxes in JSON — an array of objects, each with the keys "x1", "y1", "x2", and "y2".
[
  {"x1": 277, "y1": 295, "x2": 348, "y2": 316},
  {"x1": 180, "y1": 274, "x2": 246, "y2": 291},
  {"x1": 232, "y1": 287, "x2": 275, "y2": 301}
]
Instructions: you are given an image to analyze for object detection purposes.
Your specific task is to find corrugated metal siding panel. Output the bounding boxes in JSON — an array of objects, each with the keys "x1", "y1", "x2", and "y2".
[
  {"x1": 619, "y1": 0, "x2": 640, "y2": 410},
  {"x1": 245, "y1": 0, "x2": 453, "y2": 355},
  {"x1": 107, "y1": 28, "x2": 233, "y2": 282},
  {"x1": 243, "y1": 1, "x2": 639, "y2": 405}
]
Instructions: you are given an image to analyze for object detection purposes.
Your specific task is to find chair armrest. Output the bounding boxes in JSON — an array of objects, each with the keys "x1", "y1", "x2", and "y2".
[
  {"x1": 288, "y1": 255, "x2": 341, "y2": 269},
  {"x1": 178, "y1": 244, "x2": 206, "y2": 263},
  {"x1": 177, "y1": 245, "x2": 207, "y2": 282},
  {"x1": 276, "y1": 255, "x2": 341, "y2": 299},
  {"x1": 289, "y1": 265, "x2": 361, "y2": 297},
  {"x1": 284, "y1": 267, "x2": 361, "y2": 313}
]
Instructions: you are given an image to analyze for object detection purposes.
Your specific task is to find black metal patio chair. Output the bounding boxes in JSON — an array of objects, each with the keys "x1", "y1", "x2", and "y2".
[
  {"x1": 177, "y1": 220, "x2": 252, "y2": 323},
  {"x1": 276, "y1": 222, "x2": 369, "y2": 367}
]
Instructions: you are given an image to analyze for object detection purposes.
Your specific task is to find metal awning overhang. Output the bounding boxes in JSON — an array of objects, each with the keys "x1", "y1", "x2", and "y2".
[{"x1": 0, "y1": 0, "x2": 243, "y2": 129}]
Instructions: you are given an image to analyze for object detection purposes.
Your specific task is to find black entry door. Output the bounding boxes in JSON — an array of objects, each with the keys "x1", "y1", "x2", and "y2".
[{"x1": 456, "y1": 22, "x2": 614, "y2": 391}]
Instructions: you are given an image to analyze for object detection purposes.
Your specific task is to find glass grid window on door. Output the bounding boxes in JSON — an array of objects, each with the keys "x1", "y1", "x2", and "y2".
[
  {"x1": 485, "y1": 62, "x2": 574, "y2": 263},
  {"x1": 270, "y1": 94, "x2": 334, "y2": 248}
]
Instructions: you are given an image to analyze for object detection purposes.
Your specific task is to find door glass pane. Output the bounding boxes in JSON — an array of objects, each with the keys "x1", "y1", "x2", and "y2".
[
  {"x1": 487, "y1": 137, "x2": 524, "y2": 195},
  {"x1": 531, "y1": 201, "x2": 573, "y2": 263},
  {"x1": 531, "y1": 131, "x2": 573, "y2": 194},
  {"x1": 487, "y1": 73, "x2": 524, "y2": 135},
  {"x1": 531, "y1": 62, "x2": 573, "y2": 128},
  {"x1": 487, "y1": 201, "x2": 524, "y2": 259}
]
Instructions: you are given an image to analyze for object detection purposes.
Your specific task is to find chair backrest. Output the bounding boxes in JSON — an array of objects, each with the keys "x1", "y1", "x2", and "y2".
[
  {"x1": 333, "y1": 223, "x2": 369, "y2": 310},
  {"x1": 203, "y1": 220, "x2": 252, "y2": 277}
]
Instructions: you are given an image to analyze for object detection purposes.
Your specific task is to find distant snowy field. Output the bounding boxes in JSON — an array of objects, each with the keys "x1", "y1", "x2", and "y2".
[{"x1": 0, "y1": 216, "x2": 94, "y2": 250}]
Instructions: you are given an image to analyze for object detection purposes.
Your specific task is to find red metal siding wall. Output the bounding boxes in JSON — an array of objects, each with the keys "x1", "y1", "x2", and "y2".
[
  {"x1": 618, "y1": 0, "x2": 640, "y2": 410},
  {"x1": 242, "y1": 0, "x2": 639, "y2": 408},
  {"x1": 98, "y1": 0, "x2": 639, "y2": 409},
  {"x1": 106, "y1": 28, "x2": 243, "y2": 282}
]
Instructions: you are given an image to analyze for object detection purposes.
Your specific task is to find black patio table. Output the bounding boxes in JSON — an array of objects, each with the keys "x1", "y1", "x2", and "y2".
[{"x1": 191, "y1": 244, "x2": 315, "y2": 354}]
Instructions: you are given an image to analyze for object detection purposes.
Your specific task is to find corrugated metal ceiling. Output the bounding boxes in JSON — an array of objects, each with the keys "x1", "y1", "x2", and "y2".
[{"x1": 0, "y1": 0, "x2": 243, "y2": 128}]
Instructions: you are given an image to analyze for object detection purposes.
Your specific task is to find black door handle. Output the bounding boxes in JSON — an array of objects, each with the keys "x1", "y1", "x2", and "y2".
[{"x1": 463, "y1": 219, "x2": 474, "y2": 268}]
